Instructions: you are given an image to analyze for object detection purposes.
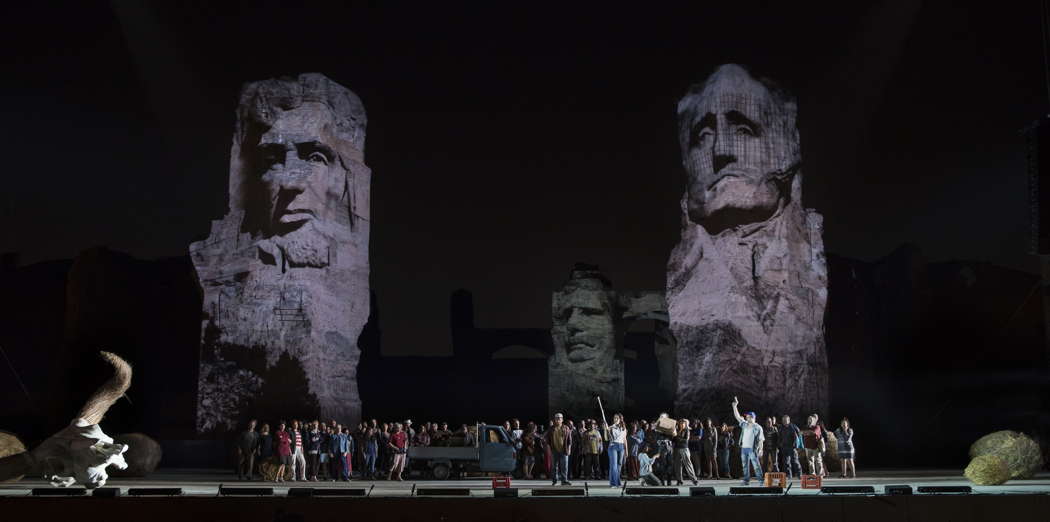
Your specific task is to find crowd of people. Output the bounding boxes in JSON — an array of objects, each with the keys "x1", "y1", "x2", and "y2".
[{"x1": 232, "y1": 397, "x2": 856, "y2": 487}]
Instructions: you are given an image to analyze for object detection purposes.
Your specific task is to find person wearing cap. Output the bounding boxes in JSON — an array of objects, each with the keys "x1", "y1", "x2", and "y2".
[
  {"x1": 543, "y1": 412, "x2": 574, "y2": 485},
  {"x1": 731, "y1": 396, "x2": 764, "y2": 486}
]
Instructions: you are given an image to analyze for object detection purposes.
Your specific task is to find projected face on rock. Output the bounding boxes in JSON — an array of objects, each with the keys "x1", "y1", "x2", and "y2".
[
  {"x1": 677, "y1": 64, "x2": 800, "y2": 234},
  {"x1": 247, "y1": 104, "x2": 349, "y2": 268},
  {"x1": 557, "y1": 289, "x2": 615, "y2": 366}
]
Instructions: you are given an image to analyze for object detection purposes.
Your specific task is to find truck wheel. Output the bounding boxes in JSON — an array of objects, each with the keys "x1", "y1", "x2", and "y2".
[{"x1": 432, "y1": 464, "x2": 450, "y2": 480}]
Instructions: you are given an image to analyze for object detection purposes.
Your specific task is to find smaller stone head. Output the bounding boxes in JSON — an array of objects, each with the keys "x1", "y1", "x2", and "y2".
[
  {"x1": 677, "y1": 64, "x2": 801, "y2": 234},
  {"x1": 553, "y1": 263, "x2": 618, "y2": 367}
]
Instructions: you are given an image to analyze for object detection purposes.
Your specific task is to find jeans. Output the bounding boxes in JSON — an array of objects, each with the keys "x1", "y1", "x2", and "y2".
[
  {"x1": 552, "y1": 452, "x2": 569, "y2": 483},
  {"x1": 740, "y1": 447, "x2": 763, "y2": 483},
  {"x1": 779, "y1": 448, "x2": 802, "y2": 478},
  {"x1": 607, "y1": 442, "x2": 624, "y2": 486},
  {"x1": 364, "y1": 449, "x2": 377, "y2": 478},
  {"x1": 640, "y1": 473, "x2": 661, "y2": 486},
  {"x1": 719, "y1": 449, "x2": 731, "y2": 478}
]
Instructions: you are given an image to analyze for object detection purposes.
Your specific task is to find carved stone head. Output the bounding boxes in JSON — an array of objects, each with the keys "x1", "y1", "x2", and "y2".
[
  {"x1": 677, "y1": 64, "x2": 800, "y2": 235},
  {"x1": 552, "y1": 264, "x2": 617, "y2": 369},
  {"x1": 231, "y1": 73, "x2": 368, "y2": 268}
]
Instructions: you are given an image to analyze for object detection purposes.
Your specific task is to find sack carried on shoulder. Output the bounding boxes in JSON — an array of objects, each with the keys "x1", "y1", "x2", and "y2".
[{"x1": 655, "y1": 417, "x2": 677, "y2": 436}]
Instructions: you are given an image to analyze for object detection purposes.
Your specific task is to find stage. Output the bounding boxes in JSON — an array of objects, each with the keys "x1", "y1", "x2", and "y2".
[{"x1": 1, "y1": 469, "x2": 1047, "y2": 521}]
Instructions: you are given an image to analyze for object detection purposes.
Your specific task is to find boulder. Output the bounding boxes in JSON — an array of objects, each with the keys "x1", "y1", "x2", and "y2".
[
  {"x1": 110, "y1": 433, "x2": 162, "y2": 477},
  {"x1": 0, "y1": 430, "x2": 27, "y2": 483},
  {"x1": 965, "y1": 454, "x2": 1011, "y2": 485},
  {"x1": 968, "y1": 430, "x2": 1042, "y2": 479}
]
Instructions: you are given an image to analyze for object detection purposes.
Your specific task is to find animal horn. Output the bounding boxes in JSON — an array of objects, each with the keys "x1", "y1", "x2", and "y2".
[{"x1": 76, "y1": 351, "x2": 132, "y2": 425}]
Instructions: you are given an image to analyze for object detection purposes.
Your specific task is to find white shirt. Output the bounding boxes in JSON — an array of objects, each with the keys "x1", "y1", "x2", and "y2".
[
  {"x1": 739, "y1": 421, "x2": 761, "y2": 449},
  {"x1": 608, "y1": 425, "x2": 628, "y2": 445}
]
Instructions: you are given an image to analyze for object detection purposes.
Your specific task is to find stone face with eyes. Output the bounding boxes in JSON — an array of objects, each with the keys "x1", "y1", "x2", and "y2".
[
  {"x1": 677, "y1": 64, "x2": 800, "y2": 235},
  {"x1": 252, "y1": 102, "x2": 350, "y2": 268}
]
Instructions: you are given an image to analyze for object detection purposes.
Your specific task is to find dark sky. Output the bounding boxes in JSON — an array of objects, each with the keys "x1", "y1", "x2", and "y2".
[{"x1": 3, "y1": 2, "x2": 1046, "y2": 355}]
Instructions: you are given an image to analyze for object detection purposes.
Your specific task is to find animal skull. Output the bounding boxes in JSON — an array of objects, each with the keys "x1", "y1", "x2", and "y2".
[{"x1": 31, "y1": 418, "x2": 128, "y2": 488}]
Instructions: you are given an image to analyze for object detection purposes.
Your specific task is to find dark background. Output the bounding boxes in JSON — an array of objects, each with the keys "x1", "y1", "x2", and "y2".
[
  {"x1": 1, "y1": 1, "x2": 1049, "y2": 469},
  {"x1": 3, "y1": 1, "x2": 1045, "y2": 353}
]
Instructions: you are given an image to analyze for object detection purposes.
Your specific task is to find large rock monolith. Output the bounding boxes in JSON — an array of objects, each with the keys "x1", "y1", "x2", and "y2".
[
  {"x1": 192, "y1": 73, "x2": 371, "y2": 432},
  {"x1": 668, "y1": 64, "x2": 828, "y2": 419}
]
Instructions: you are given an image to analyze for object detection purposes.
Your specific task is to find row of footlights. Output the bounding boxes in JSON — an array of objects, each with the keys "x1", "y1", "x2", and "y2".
[{"x1": 27, "y1": 484, "x2": 973, "y2": 497}]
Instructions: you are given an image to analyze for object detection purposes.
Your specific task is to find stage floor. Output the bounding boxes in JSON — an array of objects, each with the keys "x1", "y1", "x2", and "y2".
[
  {"x1": 3, "y1": 469, "x2": 1049, "y2": 522},
  {"x1": 2, "y1": 468, "x2": 1049, "y2": 497}
]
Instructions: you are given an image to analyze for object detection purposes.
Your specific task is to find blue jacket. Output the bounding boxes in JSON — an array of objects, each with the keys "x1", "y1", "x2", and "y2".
[{"x1": 331, "y1": 432, "x2": 350, "y2": 454}]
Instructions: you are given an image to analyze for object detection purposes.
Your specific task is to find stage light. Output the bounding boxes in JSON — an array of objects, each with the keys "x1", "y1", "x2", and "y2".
[
  {"x1": 729, "y1": 486, "x2": 783, "y2": 494},
  {"x1": 884, "y1": 485, "x2": 913, "y2": 495},
  {"x1": 690, "y1": 486, "x2": 716, "y2": 496},
  {"x1": 31, "y1": 488, "x2": 86, "y2": 496},
  {"x1": 313, "y1": 488, "x2": 368, "y2": 497},
  {"x1": 821, "y1": 486, "x2": 875, "y2": 494},
  {"x1": 917, "y1": 486, "x2": 971, "y2": 494},
  {"x1": 624, "y1": 487, "x2": 679, "y2": 495},
  {"x1": 127, "y1": 488, "x2": 183, "y2": 496},
  {"x1": 530, "y1": 487, "x2": 586, "y2": 496},
  {"x1": 415, "y1": 487, "x2": 471, "y2": 496},
  {"x1": 493, "y1": 488, "x2": 518, "y2": 497},
  {"x1": 218, "y1": 485, "x2": 274, "y2": 496},
  {"x1": 91, "y1": 487, "x2": 120, "y2": 497},
  {"x1": 287, "y1": 487, "x2": 314, "y2": 497}
]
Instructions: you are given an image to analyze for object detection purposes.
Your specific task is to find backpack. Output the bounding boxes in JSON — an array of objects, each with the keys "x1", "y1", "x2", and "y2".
[{"x1": 793, "y1": 426, "x2": 803, "y2": 449}]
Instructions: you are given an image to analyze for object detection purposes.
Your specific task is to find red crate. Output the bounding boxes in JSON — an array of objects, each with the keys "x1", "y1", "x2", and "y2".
[
  {"x1": 800, "y1": 475, "x2": 822, "y2": 489},
  {"x1": 491, "y1": 477, "x2": 512, "y2": 489},
  {"x1": 764, "y1": 472, "x2": 787, "y2": 488}
]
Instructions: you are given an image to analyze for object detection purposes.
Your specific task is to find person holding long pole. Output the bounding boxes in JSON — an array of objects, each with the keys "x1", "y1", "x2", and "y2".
[{"x1": 602, "y1": 412, "x2": 628, "y2": 487}]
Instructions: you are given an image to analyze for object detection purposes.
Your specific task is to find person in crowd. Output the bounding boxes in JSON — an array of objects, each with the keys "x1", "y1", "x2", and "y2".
[
  {"x1": 567, "y1": 420, "x2": 581, "y2": 479},
  {"x1": 634, "y1": 443, "x2": 659, "y2": 485},
  {"x1": 582, "y1": 420, "x2": 603, "y2": 480},
  {"x1": 718, "y1": 423, "x2": 734, "y2": 479},
  {"x1": 236, "y1": 419, "x2": 259, "y2": 481},
  {"x1": 522, "y1": 421, "x2": 538, "y2": 479},
  {"x1": 626, "y1": 421, "x2": 644, "y2": 480},
  {"x1": 379, "y1": 423, "x2": 392, "y2": 475},
  {"x1": 318, "y1": 424, "x2": 330, "y2": 481},
  {"x1": 702, "y1": 418, "x2": 719, "y2": 479},
  {"x1": 603, "y1": 413, "x2": 627, "y2": 487},
  {"x1": 414, "y1": 423, "x2": 431, "y2": 447},
  {"x1": 388, "y1": 423, "x2": 408, "y2": 481},
  {"x1": 815, "y1": 414, "x2": 829, "y2": 478},
  {"x1": 275, "y1": 421, "x2": 291, "y2": 483},
  {"x1": 364, "y1": 422, "x2": 379, "y2": 479},
  {"x1": 434, "y1": 422, "x2": 452, "y2": 445},
  {"x1": 777, "y1": 415, "x2": 803, "y2": 478},
  {"x1": 258, "y1": 423, "x2": 273, "y2": 478},
  {"x1": 543, "y1": 412, "x2": 574, "y2": 486},
  {"x1": 671, "y1": 418, "x2": 699, "y2": 486},
  {"x1": 289, "y1": 420, "x2": 306, "y2": 481},
  {"x1": 688, "y1": 418, "x2": 704, "y2": 480},
  {"x1": 801, "y1": 414, "x2": 825, "y2": 477},
  {"x1": 509, "y1": 419, "x2": 523, "y2": 477},
  {"x1": 327, "y1": 423, "x2": 344, "y2": 481},
  {"x1": 352, "y1": 423, "x2": 366, "y2": 476},
  {"x1": 835, "y1": 418, "x2": 856, "y2": 478},
  {"x1": 304, "y1": 421, "x2": 321, "y2": 481},
  {"x1": 653, "y1": 426, "x2": 674, "y2": 486},
  {"x1": 763, "y1": 416, "x2": 779, "y2": 473},
  {"x1": 730, "y1": 396, "x2": 764, "y2": 486}
]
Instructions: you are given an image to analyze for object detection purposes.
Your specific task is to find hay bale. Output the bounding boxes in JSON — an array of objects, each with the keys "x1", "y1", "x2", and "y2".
[
  {"x1": 969, "y1": 430, "x2": 1043, "y2": 479},
  {"x1": 258, "y1": 457, "x2": 292, "y2": 481},
  {"x1": 0, "y1": 430, "x2": 27, "y2": 483},
  {"x1": 965, "y1": 454, "x2": 1011, "y2": 485},
  {"x1": 111, "y1": 433, "x2": 162, "y2": 477}
]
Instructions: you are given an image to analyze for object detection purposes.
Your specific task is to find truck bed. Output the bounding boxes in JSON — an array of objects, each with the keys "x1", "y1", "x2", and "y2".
[{"x1": 408, "y1": 446, "x2": 478, "y2": 461}]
